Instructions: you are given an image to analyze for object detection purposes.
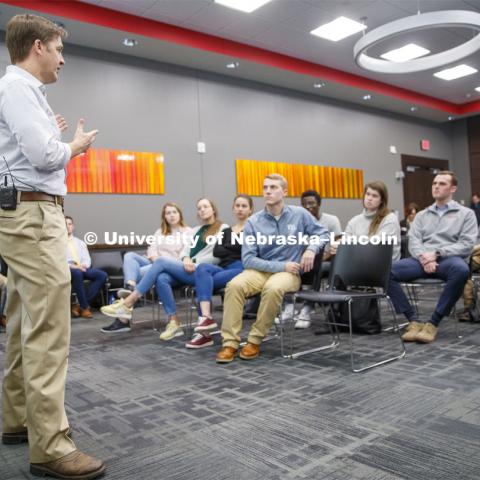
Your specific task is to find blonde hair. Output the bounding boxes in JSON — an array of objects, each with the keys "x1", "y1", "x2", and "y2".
[
  {"x1": 197, "y1": 198, "x2": 223, "y2": 240},
  {"x1": 6, "y1": 14, "x2": 67, "y2": 64},
  {"x1": 160, "y1": 202, "x2": 186, "y2": 235},
  {"x1": 265, "y1": 174, "x2": 287, "y2": 190}
]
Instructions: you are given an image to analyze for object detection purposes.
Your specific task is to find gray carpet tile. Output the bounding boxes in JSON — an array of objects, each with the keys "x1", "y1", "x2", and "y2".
[{"x1": 1, "y1": 292, "x2": 480, "y2": 479}]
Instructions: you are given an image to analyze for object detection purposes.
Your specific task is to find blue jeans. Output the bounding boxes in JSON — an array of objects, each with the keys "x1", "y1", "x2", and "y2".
[
  {"x1": 387, "y1": 256, "x2": 470, "y2": 325},
  {"x1": 70, "y1": 267, "x2": 108, "y2": 309},
  {"x1": 135, "y1": 257, "x2": 196, "y2": 315},
  {"x1": 194, "y1": 260, "x2": 243, "y2": 302},
  {"x1": 123, "y1": 252, "x2": 151, "y2": 285}
]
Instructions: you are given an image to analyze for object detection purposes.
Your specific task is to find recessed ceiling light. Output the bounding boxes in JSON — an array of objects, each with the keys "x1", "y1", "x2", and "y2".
[
  {"x1": 410, "y1": 106, "x2": 419, "y2": 112},
  {"x1": 311, "y1": 16, "x2": 367, "y2": 42},
  {"x1": 123, "y1": 38, "x2": 138, "y2": 47},
  {"x1": 215, "y1": 0, "x2": 272, "y2": 13},
  {"x1": 475, "y1": 86, "x2": 480, "y2": 92},
  {"x1": 381, "y1": 43, "x2": 430, "y2": 62},
  {"x1": 363, "y1": 94, "x2": 372, "y2": 100},
  {"x1": 313, "y1": 82, "x2": 326, "y2": 88},
  {"x1": 433, "y1": 64, "x2": 477, "y2": 81},
  {"x1": 226, "y1": 61, "x2": 240, "y2": 69}
]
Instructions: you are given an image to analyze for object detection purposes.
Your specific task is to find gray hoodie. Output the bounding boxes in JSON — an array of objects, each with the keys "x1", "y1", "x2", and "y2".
[{"x1": 408, "y1": 200, "x2": 478, "y2": 260}]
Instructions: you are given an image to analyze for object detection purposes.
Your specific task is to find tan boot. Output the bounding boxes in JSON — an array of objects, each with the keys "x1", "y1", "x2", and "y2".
[
  {"x1": 415, "y1": 322, "x2": 438, "y2": 343},
  {"x1": 80, "y1": 308, "x2": 93, "y2": 319},
  {"x1": 216, "y1": 346, "x2": 238, "y2": 363},
  {"x1": 239, "y1": 342, "x2": 260, "y2": 360},
  {"x1": 71, "y1": 304, "x2": 81, "y2": 318},
  {"x1": 30, "y1": 449, "x2": 105, "y2": 479},
  {"x1": 401, "y1": 321, "x2": 424, "y2": 342}
]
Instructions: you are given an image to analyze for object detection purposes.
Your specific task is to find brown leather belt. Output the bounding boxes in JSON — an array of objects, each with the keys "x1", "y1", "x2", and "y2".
[{"x1": 19, "y1": 191, "x2": 64, "y2": 207}]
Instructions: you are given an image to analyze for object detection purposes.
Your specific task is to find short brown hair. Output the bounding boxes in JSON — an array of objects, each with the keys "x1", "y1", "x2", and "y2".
[
  {"x1": 6, "y1": 14, "x2": 67, "y2": 64},
  {"x1": 436, "y1": 170, "x2": 458, "y2": 187},
  {"x1": 265, "y1": 173, "x2": 287, "y2": 190}
]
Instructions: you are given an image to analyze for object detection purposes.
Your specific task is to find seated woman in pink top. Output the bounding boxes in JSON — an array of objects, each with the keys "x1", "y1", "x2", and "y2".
[{"x1": 101, "y1": 202, "x2": 190, "y2": 333}]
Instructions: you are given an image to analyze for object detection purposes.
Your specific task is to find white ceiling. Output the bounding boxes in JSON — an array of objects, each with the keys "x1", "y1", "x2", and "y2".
[{"x1": 1, "y1": 0, "x2": 480, "y2": 122}]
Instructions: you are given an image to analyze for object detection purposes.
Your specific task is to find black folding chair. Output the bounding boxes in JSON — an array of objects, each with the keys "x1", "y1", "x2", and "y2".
[{"x1": 291, "y1": 243, "x2": 406, "y2": 372}]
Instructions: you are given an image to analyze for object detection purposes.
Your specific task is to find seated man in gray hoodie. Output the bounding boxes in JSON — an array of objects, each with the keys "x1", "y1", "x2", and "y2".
[
  {"x1": 388, "y1": 171, "x2": 478, "y2": 343},
  {"x1": 216, "y1": 174, "x2": 329, "y2": 363}
]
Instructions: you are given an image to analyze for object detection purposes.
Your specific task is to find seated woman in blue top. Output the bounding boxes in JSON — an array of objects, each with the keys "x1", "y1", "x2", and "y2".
[
  {"x1": 100, "y1": 198, "x2": 228, "y2": 338},
  {"x1": 186, "y1": 194, "x2": 253, "y2": 349}
]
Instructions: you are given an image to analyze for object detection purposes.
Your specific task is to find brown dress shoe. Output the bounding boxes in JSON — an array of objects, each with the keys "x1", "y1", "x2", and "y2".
[
  {"x1": 80, "y1": 308, "x2": 93, "y2": 319},
  {"x1": 0, "y1": 314, "x2": 6, "y2": 327},
  {"x1": 30, "y1": 449, "x2": 105, "y2": 480},
  {"x1": 71, "y1": 304, "x2": 81, "y2": 318},
  {"x1": 239, "y1": 342, "x2": 260, "y2": 360},
  {"x1": 216, "y1": 346, "x2": 238, "y2": 363}
]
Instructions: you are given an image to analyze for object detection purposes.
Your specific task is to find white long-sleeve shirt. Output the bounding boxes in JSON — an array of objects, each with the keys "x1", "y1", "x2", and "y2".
[
  {"x1": 66, "y1": 236, "x2": 91, "y2": 268},
  {"x1": 0, "y1": 65, "x2": 71, "y2": 196}
]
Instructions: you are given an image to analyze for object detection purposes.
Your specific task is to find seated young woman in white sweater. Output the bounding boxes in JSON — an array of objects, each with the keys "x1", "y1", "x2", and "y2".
[
  {"x1": 100, "y1": 198, "x2": 228, "y2": 337},
  {"x1": 121, "y1": 202, "x2": 191, "y2": 291},
  {"x1": 332, "y1": 180, "x2": 401, "y2": 260}
]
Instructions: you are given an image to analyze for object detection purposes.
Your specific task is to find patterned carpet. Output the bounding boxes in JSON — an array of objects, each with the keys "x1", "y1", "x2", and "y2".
[{"x1": 1, "y1": 290, "x2": 480, "y2": 480}]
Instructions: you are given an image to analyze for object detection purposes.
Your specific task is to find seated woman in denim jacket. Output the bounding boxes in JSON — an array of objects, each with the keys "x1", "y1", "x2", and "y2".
[{"x1": 186, "y1": 194, "x2": 253, "y2": 349}]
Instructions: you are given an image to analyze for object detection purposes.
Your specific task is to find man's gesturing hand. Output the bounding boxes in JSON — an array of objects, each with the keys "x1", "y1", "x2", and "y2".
[
  {"x1": 69, "y1": 118, "x2": 99, "y2": 158},
  {"x1": 55, "y1": 114, "x2": 68, "y2": 133}
]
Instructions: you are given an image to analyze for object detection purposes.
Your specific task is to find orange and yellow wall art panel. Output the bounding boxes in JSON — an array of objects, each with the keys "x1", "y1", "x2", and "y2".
[
  {"x1": 236, "y1": 159, "x2": 363, "y2": 198},
  {"x1": 66, "y1": 148, "x2": 164, "y2": 194}
]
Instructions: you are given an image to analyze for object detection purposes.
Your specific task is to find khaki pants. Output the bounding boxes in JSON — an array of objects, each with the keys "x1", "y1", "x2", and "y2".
[
  {"x1": 221, "y1": 269, "x2": 301, "y2": 349},
  {"x1": 0, "y1": 201, "x2": 75, "y2": 463},
  {"x1": 463, "y1": 246, "x2": 480, "y2": 309}
]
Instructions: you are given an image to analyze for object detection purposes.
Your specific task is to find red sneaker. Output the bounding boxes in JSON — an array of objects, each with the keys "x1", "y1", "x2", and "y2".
[
  {"x1": 194, "y1": 316, "x2": 218, "y2": 333},
  {"x1": 186, "y1": 333, "x2": 214, "y2": 349}
]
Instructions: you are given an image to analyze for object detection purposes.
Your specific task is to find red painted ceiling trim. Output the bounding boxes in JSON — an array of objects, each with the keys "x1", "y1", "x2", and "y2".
[
  {"x1": 459, "y1": 100, "x2": 480, "y2": 114},
  {"x1": 2, "y1": 0, "x2": 474, "y2": 116}
]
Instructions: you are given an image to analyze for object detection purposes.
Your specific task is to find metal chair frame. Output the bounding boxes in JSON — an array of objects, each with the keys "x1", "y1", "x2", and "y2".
[{"x1": 282, "y1": 243, "x2": 406, "y2": 372}]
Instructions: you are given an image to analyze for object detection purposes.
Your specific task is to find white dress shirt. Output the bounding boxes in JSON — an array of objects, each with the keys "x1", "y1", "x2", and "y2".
[
  {"x1": 66, "y1": 236, "x2": 91, "y2": 268},
  {"x1": 0, "y1": 65, "x2": 71, "y2": 196}
]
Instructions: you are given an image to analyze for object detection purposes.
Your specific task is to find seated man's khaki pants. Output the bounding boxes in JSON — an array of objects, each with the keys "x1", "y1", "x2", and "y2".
[
  {"x1": 463, "y1": 246, "x2": 480, "y2": 309},
  {"x1": 0, "y1": 202, "x2": 76, "y2": 463},
  {"x1": 221, "y1": 269, "x2": 301, "y2": 349}
]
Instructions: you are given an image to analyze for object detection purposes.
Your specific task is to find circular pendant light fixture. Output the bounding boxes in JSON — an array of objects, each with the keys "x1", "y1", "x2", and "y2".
[{"x1": 354, "y1": 10, "x2": 480, "y2": 74}]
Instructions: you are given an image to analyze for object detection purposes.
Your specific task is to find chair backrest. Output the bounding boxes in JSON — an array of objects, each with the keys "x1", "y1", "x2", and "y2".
[
  {"x1": 311, "y1": 250, "x2": 324, "y2": 291},
  {"x1": 90, "y1": 250, "x2": 123, "y2": 276},
  {"x1": 330, "y1": 243, "x2": 393, "y2": 291}
]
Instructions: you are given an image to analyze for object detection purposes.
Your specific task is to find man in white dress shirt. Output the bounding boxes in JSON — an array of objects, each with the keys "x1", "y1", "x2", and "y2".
[{"x1": 0, "y1": 14, "x2": 105, "y2": 479}]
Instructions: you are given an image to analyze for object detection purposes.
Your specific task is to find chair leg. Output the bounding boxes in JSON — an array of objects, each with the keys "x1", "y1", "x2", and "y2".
[
  {"x1": 452, "y1": 304, "x2": 462, "y2": 339},
  {"x1": 280, "y1": 301, "x2": 339, "y2": 359},
  {"x1": 350, "y1": 297, "x2": 406, "y2": 373}
]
